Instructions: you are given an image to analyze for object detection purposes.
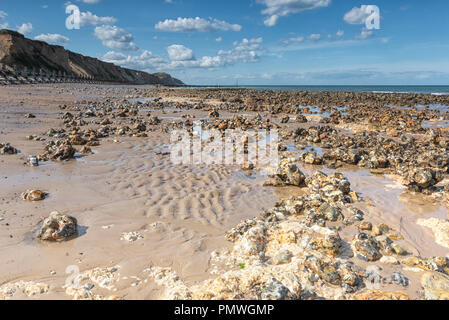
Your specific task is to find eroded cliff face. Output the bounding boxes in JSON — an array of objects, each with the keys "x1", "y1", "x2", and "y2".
[{"x1": 0, "y1": 29, "x2": 184, "y2": 86}]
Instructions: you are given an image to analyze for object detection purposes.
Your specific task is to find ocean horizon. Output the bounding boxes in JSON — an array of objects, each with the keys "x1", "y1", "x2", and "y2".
[{"x1": 186, "y1": 85, "x2": 449, "y2": 95}]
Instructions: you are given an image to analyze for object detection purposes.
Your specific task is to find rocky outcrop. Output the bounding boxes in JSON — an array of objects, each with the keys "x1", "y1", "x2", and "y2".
[{"x1": 0, "y1": 29, "x2": 184, "y2": 86}]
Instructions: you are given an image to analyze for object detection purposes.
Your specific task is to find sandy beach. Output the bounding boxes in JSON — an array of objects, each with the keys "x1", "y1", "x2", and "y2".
[{"x1": 1, "y1": 84, "x2": 449, "y2": 300}]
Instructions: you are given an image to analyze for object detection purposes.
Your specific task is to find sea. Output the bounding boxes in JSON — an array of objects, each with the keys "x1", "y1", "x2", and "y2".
[{"x1": 186, "y1": 85, "x2": 449, "y2": 95}]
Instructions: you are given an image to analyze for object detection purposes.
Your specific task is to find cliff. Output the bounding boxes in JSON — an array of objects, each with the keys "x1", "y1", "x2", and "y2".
[{"x1": 0, "y1": 29, "x2": 184, "y2": 86}]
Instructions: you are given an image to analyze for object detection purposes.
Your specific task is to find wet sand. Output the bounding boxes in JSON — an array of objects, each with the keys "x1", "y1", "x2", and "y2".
[{"x1": 1, "y1": 84, "x2": 448, "y2": 300}]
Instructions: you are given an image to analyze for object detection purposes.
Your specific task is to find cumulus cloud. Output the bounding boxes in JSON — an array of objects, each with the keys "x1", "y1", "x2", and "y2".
[
  {"x1": 102, "y1": 50, "x2": 166, "y2": 69},
  {"x1": 94, "y1": 25, "x2": 138, "y2": 51},
  {"x1": 17, "y1": 23, "x2": 33, "y2": 35},
  {"x1": 257, "y1": 0, "x2": 331, "y2": 26},
  {"x1": 101, "y1": 37, "x2": 264, "y2": 72},
  {"x1": 79, "y1": 0, "x2": 101, "y2": 3},
  {"x1": 155, "y1": 17, "x2": 242, "y2": 32},
  {"x1": 167, "y1": 44, "x2": 195, "y2": 61},
  {"x1": 79, "y1": 11, "x2": 117, "y2": 26},
  {"x1": 0, "y1": 10, "x2": 7, "y2": 28},
  {"x1": 356, "y1": 28, "x2": 373, "y2": 40},
  {"x1": 344, "y1": 6, "x2": 371, "y2": 25},
  {"x1": 34, "y1": 33, "x2": 70, "y2": 44},
  {"x1": 218, "y1": 38, "x2": 264, "y2": 64}
]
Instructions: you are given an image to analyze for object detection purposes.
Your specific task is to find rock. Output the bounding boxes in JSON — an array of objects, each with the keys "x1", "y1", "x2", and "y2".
[
  {"x1": 27, "y1": 155, "x2": 39, "y2": 166},
  {"x1": 300, "y1": 152, "x2": 323, "y2": 165},
  {"x1": 359, "y1": 221, "x2": 373, "y2": 231},
  {"x1": 0, "y1": 143, "x2": 19, "y2": 155},
  {"x1": 280, "y1": 115, "x2": 289, "y2": 124},
  {"x1": 304, "y1": 255, "x2": 341, "y2": 285},
  {"x1": 295, "y1": 115, "x2": 308, "y2": 123},
  {"x1": 121, "y1": 231, "x2": 144, "y2": 242},
  {"x1": 380, "y1": 256, "x2": 399, "y2": 265},
  {"x1": 390, "y1": 243, "x2": 408, "y2": 256},
  {"x1": 402, "y1": 256, "x2": 449, "y2": 275},
  {"x1": 354, "y1": 289, "x2": 410, "y2": 300},
  {"x1": 372, "y1": 223, "x2": 390, "y2": 236},
  {"x1": 38, "y1": 211, "x2": 78, "y2": 241},
  {"x1": 391, "y1": 272, "x2": 409, "y2": 287},
  {"x1": 350, "y1": 207, "x2": 364, "y2": 221},
  {"x1": 352, "y1": 233, "x2": 382, "y2": 262},
  {"x1": 79, "y1": 146, "x2": 92, "y2": 154},
  {"x1": 148, "y1": 116, "x2": 161, "y2": 125},
  {"x1": 239, "y1": 224, "x2": 268, "y2": 258},
  {"x1": 260, "y1": 278, "x2": 292, "y2": 300},
  {"x1": 70, "y1": 134, "x2": 87, "y2": 146},
  {"x1": 400, "y1": 168, "x2": 443, "y2": 192},
  {"x1": 304, "y1": 255, "x2": 361, "y2": 289},
  {"x1": 272, "y1": 250, "x2": 293, "y2": 265},
  {"x1": 264, "y1": 158, "x2": 306, "y2": 187},
  {"x1": 21, "y1": 190, "x2": 47, "y2": 201},
  {"x1": 308, "y1": 230, "x2": 343, "y2": 257},
  {"x1": 318, "y1": 203, "x2": 343, "y2": 222},
  {"x1": 421, "y1": 272, "x2": 449, "y2": 300},
  {"x1": 40, "y1": 139, "x2": 76, "y2": 161},
  {"x1": 209, "y1": 109, "x2": 219, "y2": 118}
]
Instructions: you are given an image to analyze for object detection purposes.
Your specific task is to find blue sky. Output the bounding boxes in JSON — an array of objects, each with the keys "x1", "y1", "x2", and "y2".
[{"x1": 1, "y1": 0, "x2": 449, "y2": 85}]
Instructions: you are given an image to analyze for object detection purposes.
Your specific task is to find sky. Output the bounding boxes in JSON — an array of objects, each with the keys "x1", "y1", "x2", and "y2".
[{"x1": 1, "y1": 0, "x2": 449, "y2": 85}]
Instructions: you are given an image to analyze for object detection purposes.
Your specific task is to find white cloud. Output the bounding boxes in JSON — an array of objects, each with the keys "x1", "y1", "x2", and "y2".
[
  {"x1": 282, "y1": 36, "x2": 305, "y2": 45},
  {"x1": 80, "y1": 0, "x2": 101, "y2": 3},
  {"x1": 79, "y1": 11, "x2": 117, "y2": 26},
  {"x1": 102, "y1": 50, "x2": 166, "y2": 69},
  {"x1": 94, "y1": 25, "x2": 138, "y2": 51},
  {"x1": 167, "y1": 44, "x2": 195, "y2": 61},
  {"x1": 34, "y1": 33, "x2": 70, "y2": 44},
  {"x1": 0, "y1": 10, "x2": 7, "y2": 28},
  {"x1": 218, "y1": 38, "x2": 264, "y2": 64},
  {"x1": 257, "y1": 0, "x2": 331, "y2": 26},
  {"x1": 344, "y1": 6, "x2": 370, "y2": 25},
  {"x1": 336, "y1": 30, "x2": 344, "y2": 37},
  {"x1": 216, "y1": 37, "x2": 222, "y2": 42},
  {"x1": 356, "y1": 28, "x2": 373, "y2": 40},
  {"x1": 17, "y1": 23, "x2": 33, "y2": 36},
  {"x1": 308, "y1": 33, "x2": 321, "y2": 40},
  {"x1": 101, "y1": 37, "x2": 264, "y2": 72},
  {"x1": 155, "y1": 17, "x2": 242, "y2": 32}
]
